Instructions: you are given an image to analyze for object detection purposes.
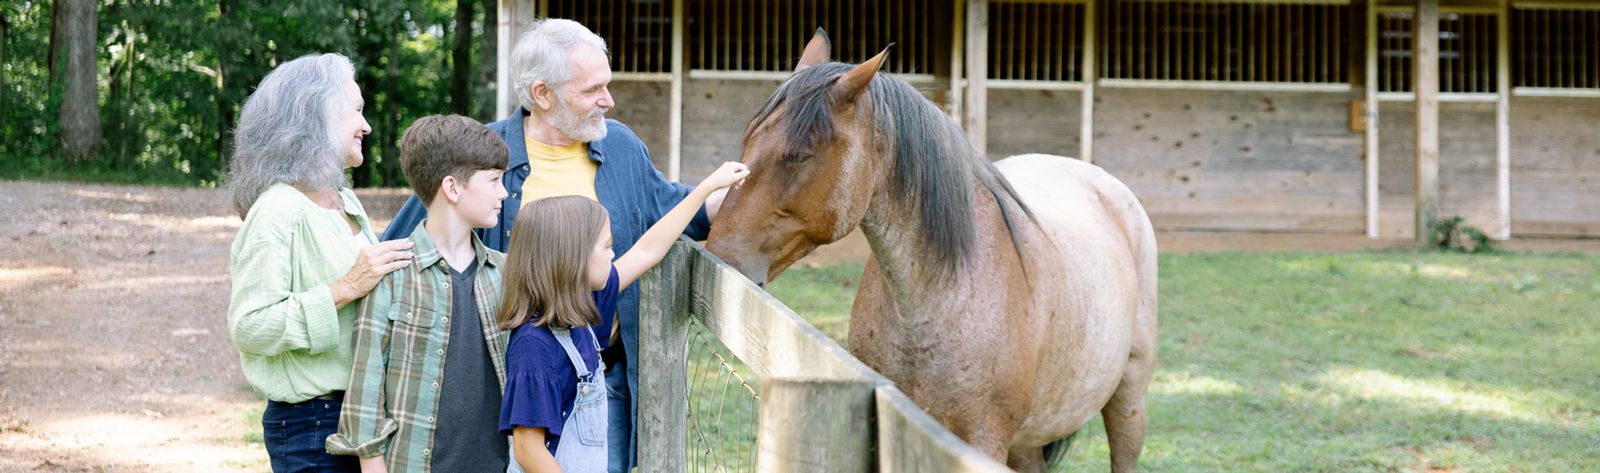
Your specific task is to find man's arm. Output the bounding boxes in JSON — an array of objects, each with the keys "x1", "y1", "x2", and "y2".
[
  {"x1": 642, "y1": 161, "x2": 714, "y2": 240},
  {"x1": 380, "y1": 194, "x2": 428, "y2": 242}
]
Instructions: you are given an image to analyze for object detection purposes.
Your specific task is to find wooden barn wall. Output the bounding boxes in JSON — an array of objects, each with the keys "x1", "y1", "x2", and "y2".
[
  {"x1": 986, "y1": 89, "x2": 1084, "y2": 159},
  {"x1": 614, "y1": 81, "x2": 1598, "y2": 238},
  {"x1": 680, "y1": 79, "x2": 785, "y2": 181},
  {"x1": 1509, "y1": 97, "x2": 1600, "y2": 238},
  {"x1": 607, "y1": 81, "x2": 673, "y2": 173},
  {"x1": 676, "y1": 77, "x2": 943, "y2": 182},
  {"x1": 1087, "y1": 88, "x2": 1367, "y2": 233},
  {"x1": 1376, "y1": 101, "x2": 1501, "y2": 239}
]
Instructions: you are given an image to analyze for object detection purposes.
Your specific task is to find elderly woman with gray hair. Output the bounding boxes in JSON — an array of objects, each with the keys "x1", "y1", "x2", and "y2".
[{"x1": 226, "y1": 53, "x2": 414, "y2": 473}]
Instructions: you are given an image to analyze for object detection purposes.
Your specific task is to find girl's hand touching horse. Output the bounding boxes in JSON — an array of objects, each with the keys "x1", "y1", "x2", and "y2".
[{"x1": 698, "y1": 162, "x2": 750, "y2": 192}]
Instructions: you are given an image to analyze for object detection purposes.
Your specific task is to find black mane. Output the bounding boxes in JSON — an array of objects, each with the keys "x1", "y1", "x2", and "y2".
[{"x1": 745, "y1": 62, "x2": 1034, "y2": 275}]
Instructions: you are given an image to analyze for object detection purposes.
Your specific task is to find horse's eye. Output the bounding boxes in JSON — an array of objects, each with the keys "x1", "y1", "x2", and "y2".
[{"x1": 781, "y1": 153, "x2": 813, "y2": 164}]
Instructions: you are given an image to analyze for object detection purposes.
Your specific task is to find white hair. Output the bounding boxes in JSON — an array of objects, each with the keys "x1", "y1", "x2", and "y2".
[
  {"x1": 511, "y1": 18, "x2": 608, "y2": 113},
  {"x1": 228, "y1": 53, "x2": 357, "y2": 218}
]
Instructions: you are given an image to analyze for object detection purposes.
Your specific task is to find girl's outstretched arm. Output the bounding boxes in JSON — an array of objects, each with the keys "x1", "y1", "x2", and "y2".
[
  {"x1": 512, "y1": 427, "x2": 562, "y2": 472},
  {"x1": 614, "y1": 162, "x2": 748, "y2": 290}
]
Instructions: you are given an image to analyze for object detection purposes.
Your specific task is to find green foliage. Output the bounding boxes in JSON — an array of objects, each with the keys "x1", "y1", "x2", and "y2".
[
  {"x1": 1430, "y1": 216, "x2": 1497, "y2": 254},
  {"x1": 1, "y1": 1, "x2": 58, "y2": 166},
  {"x1": 1, "y1": 0, "x2": 497, "y2": 187},
  {"x1": 770, "y1": 251, "x2": 1600, "y2": 472}
]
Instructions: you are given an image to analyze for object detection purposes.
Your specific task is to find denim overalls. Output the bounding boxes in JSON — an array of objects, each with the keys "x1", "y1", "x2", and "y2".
[{"x1": 509, "y1": 326, "x2": 608, "y2": 473}]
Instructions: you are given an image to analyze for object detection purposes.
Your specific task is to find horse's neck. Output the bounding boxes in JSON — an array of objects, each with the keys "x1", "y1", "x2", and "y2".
[{"x1": 858, "y1": 175, "x2": 1019, "y2": 321}]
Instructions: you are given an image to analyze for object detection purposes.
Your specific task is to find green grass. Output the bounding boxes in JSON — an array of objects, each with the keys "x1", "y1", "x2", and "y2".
[{"x1": 759, "y1": 250, "x2": 1600, "y2": 472}]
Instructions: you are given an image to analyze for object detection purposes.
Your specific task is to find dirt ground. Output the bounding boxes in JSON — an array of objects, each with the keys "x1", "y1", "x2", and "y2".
[{"x1": 1, "y1": 180, "x2": 1595, "y2": 472}]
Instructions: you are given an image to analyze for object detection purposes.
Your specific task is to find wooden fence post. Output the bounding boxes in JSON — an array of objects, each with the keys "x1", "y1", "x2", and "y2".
[
  {"x1": 756, "y1": 378, "x2": 881, "y2": 473},
  {"x1": 638, "y1": 240, "x2": 692, "y2": 472},
  {"x1": 876, "y1": 386, "x2": 1012, "y2": 473}
]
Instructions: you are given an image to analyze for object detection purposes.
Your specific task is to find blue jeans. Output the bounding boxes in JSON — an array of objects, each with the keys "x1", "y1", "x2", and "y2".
[
  {"x1": 605, "y1": 355, "x2": 634, "y2": 473},
  {"x1": 262, "y1": 398, "x2": 359, "y2": 473}
]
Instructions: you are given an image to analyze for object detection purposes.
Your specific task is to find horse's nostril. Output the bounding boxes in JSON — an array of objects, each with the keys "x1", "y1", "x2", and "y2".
[{"x1": 756, "y1": 282, "x2": 766, "y2": 289}]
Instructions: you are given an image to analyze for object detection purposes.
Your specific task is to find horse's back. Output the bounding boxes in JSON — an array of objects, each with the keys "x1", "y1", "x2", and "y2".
[{"x1": 993, "y1": 153, "x2": 1159, "y2": 447}]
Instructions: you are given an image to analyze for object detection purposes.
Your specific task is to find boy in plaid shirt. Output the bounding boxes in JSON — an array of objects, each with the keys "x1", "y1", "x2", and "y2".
[{"x1": 327, "y1": 115, "x2": 512, "y2": 472}]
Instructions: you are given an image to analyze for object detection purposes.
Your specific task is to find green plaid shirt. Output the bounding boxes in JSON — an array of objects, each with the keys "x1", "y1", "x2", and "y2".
[{"x1": 326, "y1": 221, "x2": 508, "y2": 471}]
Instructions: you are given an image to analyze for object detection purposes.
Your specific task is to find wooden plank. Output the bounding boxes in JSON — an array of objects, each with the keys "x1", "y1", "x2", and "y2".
[
  {"x1": 606, "y1": 81, "x2": 671, "y2": 171},
  {"x1": 755, "y1": 378, "x2": 882, "y2": 472},
  {"x1": 685, "y1": 242, "x2": 886, "y2": 382},
  {"x1": 1149, "y1": 213, "x2": 1365, "y2": 233},
  {"x1": 876, "y1": 386, "x2": 1013, "y2": 473},
  {"x1": 1375, "y1": 101, "x2": 1502, "y2": 239},
  {"x1": 1415, "y1": 0, "x2": 1441, "y2": 244},
  {"x1": 1508, "y1": 96, "x2": 1600, "y2": 238},
  {"x1": 637, "y1": 239, "x2": 692, "y2": 473},
  {"x1": 987, "y1": 89, "x2": 1082, "y2": 160},
  {"x1": 965, "y1": 0, "x2": 989, "y2": 154}
]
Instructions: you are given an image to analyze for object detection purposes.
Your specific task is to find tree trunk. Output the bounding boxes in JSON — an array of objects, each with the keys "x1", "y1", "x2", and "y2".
[
  {"x1": 57, "y1": 0, "x2": 101, "y2": 163},
  {"x1": 1, "y1": 11, "x2": 9, "y2": 125},
  {"x1": 48, "y1": 1, "x2": 60, "y2": 87},
  {"x1": 451, "y1": 0, "x2": 473, "y2": 116},
  {"x1": 479, "y1": 0, "x2": 496, "y2": 121},
  {"x1": 355, "y1": 7, "x2": 382, "y2": 188},
  {"x1": 216, "y1": 0, "x2": 234, "y2": 169},
  {"x1": 380, "y1": 17, "x2": 402, "y2": 186}
]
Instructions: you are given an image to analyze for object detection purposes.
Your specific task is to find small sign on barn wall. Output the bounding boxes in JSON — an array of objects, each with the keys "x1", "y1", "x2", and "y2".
[{"x1": 1350, "y1": 100, "x2": 1367, "y2": 133}]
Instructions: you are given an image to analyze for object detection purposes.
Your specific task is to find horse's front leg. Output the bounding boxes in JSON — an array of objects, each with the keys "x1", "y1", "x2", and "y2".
[{"x1": 1006, "y1": 445, "x2": 1047, "y2": 473}]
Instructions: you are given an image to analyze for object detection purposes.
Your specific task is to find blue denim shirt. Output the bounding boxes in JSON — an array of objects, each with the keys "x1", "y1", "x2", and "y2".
[{"x1": 380, "y1": 108, "x2": 711, "y2": 386}]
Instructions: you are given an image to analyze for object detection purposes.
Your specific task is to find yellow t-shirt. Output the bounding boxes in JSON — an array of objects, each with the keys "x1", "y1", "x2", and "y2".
[{"x1": 522, "y1": 138, "x2": 599, "y2": 204}]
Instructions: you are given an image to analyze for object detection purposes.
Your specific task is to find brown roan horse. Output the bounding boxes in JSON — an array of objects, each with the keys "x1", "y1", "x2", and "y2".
[{"x1": 705, "y1": 31, "x2": 1158, "y2": 472}]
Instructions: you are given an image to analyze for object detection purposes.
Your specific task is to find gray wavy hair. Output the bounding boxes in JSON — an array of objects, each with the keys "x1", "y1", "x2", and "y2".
[
  {"x1": 228, "y1": 53, "x2": 357, "y2": 218},
  {"x1": 512, "y1": 18, "x2": 608, "y2": 113}
]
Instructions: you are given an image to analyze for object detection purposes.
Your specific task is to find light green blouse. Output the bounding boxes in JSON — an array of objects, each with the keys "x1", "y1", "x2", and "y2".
[{"x1": 227, "y1": 183, "x2": 375, "y2": 403}]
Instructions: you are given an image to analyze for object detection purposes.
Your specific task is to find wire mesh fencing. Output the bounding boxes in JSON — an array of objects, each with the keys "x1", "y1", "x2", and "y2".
[{"x1": 684, "y1": 321, "x2": 760, "y2": 472}]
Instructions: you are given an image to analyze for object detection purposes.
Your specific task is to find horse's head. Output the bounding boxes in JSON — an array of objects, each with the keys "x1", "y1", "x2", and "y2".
[{"x1": 707, "y1": 30, "x2": 891, "y2": 285}]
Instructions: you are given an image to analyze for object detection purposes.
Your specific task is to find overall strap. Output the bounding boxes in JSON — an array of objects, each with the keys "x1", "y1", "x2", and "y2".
[
  {"x1": 550, "y1": 328, "x2": 591, "y2": 379},
  {"x1": 583, "y1": 326, "x2": 605, "y2": 372}
]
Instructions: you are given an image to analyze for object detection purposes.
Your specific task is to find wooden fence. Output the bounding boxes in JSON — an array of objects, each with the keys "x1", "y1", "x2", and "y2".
[{"x1": 639, "y1": 239, "x2": 1012, "y2": 472}]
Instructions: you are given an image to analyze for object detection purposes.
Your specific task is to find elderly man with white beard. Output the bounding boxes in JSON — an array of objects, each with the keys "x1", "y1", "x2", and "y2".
[{"x1": 379, "y1": 18, "x2": 727, "y2": 473}]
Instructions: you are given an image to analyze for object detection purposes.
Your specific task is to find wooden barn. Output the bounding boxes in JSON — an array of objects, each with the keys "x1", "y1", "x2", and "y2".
[{"x1": 494, "y1": 0, "x2": 1600, "y2": 239}]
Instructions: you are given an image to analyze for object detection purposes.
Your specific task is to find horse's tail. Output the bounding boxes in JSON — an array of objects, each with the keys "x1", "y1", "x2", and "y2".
[{"x1": 1042, "y1": 430, "x2": 1079, "y2": 470}]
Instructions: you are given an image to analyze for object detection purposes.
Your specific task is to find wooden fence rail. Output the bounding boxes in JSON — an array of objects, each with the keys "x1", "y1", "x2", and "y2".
[{"x1": 639, "y1": 239, "x2": 1011, "y2": 472}]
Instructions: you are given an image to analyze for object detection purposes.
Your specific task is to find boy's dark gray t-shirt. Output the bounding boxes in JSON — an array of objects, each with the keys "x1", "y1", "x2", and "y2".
[{"x1": 430, "y1": 259, "x2": 509, "y2": 472}]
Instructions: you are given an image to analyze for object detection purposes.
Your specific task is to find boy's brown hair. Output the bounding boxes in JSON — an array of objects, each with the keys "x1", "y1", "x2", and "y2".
[
  {"x1": 399, "y1": 115, "x2": 508, "y2": 203},
  {"x1": 498, "y1": 196, "x2": 610, "y2": 330}
]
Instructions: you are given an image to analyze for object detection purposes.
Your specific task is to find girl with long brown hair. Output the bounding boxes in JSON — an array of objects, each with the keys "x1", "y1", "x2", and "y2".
[{"x1": 497, "y1": 162, "x2": 747, "y2": 473}]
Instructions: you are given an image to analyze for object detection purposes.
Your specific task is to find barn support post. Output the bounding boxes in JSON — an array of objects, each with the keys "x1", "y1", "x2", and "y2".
[
  {"x1": 950, "y1": 0, "x2": 966, "y2": 122},
  {"x1": 1080, "y1": 0, "x2": 1095, "y2": 164},
  {"x1": 1365, "y1": 0, "x2": 1381, "y2": 238},
  {"x1": 1495, "y1": 0, "x2": 1511, "y2": 240},
  {"x1": 496, "y1": 0, "x2": 538, "y2": 118},
  {"x1": 1414, "y1": 0, "x2": 1441, "y2": 244},
  {"x1": 964, "y1": 0, "x2": 988, "y2": 155},
  {"x1": 669, "y1": 0, "x2": 685, "y2": 181}
]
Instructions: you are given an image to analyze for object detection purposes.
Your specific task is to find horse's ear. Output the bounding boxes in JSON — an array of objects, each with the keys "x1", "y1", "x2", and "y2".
[
  {"x1": 794, "y1": 28, "x2": 831, "y2": 75},
  {"x1": 831, "y1": 44, "x2": 892, "y2": 104}
]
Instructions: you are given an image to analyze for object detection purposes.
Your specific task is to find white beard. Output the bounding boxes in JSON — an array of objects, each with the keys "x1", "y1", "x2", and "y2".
[{"x1": 550, "y1": 98, "x2": 609, "y2": 143}]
